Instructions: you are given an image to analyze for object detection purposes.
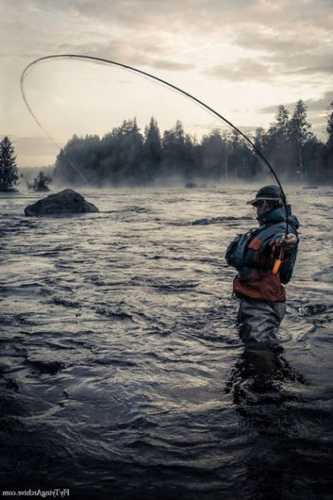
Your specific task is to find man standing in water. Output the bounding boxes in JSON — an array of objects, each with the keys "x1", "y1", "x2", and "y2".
[{"x1": 225, "y1": 185, "x2": 299, "y2": 355}]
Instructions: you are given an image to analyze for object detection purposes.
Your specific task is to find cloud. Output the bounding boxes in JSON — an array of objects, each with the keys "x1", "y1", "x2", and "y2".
[
  {"x1": 233, "y1": 23, "x2": 331, "y2": 55},
  {"x1": 230, "y1": 18, "x2": 333, "y2": 80},
  {"x1": 149, "y1": 60, "x2": 194, "y2": 71},
  {"x1": 3, "y1": 0, "x2": 333, "y2": 79},
  {"x1": 41, "y1": 0, "x2": 332, "y2": 37},
  {"x1": 258, "y1": 90, "x2": 333, "y2": 138},
  {"x1": 12, "y1": 0, "x2": 328, "y2": 49},
  {"x1": 56, "y1": 40, "x2": 195, "y2": 71},
  {"x1": 283, "y1": 60, "x2": 333, "y2": 77},
  {"x1": 301, "y1": 65, "x2": 333, "y2": 76},
  {"x1": 260, "y1": 90, "x2": 333, "y2": 115},
  {"x1": 206, "y1": 59, "x2": 273, "y2": 81},
  {"x1": 306, "y1": 91, "x2": 333, "y2": 111}
]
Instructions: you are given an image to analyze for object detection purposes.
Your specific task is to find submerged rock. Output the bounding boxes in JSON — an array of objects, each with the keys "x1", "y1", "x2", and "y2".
[{"x1": 24, "y1": 189, "x2": 99, "y2": 216}]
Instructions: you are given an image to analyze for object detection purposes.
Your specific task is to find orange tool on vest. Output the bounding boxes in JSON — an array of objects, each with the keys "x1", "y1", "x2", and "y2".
[{"x1": 272, "y1": 246, "x2": 284, "y2": 275}]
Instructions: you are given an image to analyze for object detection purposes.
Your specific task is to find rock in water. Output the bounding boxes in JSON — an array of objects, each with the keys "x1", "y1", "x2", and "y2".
[{"x1": 24, "y1": 189, "x2": 99, "y2": 216}]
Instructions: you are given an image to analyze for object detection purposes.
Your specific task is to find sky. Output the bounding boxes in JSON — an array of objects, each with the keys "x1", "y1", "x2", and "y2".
[{"x1": 1, "y1": 0, "x2": 332, "y2": 167}]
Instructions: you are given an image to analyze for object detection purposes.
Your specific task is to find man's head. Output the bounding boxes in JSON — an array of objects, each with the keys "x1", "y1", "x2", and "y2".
[{"x1": 247, "y1": 185, "x2": 283, "y2": 219}]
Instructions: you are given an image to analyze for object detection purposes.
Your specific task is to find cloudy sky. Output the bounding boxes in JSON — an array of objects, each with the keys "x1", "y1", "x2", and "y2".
[{"x1": 1, "y1": 0, "x2": 332, "y2": 166}]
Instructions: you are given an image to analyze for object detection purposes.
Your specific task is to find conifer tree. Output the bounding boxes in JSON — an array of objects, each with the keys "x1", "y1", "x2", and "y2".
[
  {"x1": 265, "y1": 105, "x2": 292, "y2": 177},
  {"x1": 289, "y1": 100, "x2": 312, "y2": 178},
  {"x1": 143, "y1": 117, "x2": 162, "y2": 181},
  {"x1": 0, "y1": 136, "x2": 18, "y2": 191},
  {"x1": 144, "y1": 118, "x2": 162, "y2": 162},
  {"x1": 324, "y1": 101, "x2": 333, "y2": 180},
  {"x1": 327, "y1": 101, "x2": 333, "y2": 146},
  {"x1": 32, "y1": 171, "x2": 52, "y2": 191}
]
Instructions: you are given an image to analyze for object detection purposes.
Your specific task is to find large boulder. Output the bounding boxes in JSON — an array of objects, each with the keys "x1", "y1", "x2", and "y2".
[{"x1": 24, "y1": 189, "x2": 99, "y2": 216}]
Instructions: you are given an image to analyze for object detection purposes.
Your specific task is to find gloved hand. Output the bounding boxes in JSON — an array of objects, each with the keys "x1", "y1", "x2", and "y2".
[{"x1": 276, "y1": 233, "x2": 298, "y2": 248}]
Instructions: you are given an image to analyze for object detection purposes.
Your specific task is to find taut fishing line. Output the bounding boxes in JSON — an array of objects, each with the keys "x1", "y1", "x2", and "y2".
[{"x1": 20, "y1": 54, "x2": 289, "y2": 236}]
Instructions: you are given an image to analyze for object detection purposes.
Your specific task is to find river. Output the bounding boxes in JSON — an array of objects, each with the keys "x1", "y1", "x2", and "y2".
[{"x1": 0, "y1": 184, "x2": 332, "y2": 499}]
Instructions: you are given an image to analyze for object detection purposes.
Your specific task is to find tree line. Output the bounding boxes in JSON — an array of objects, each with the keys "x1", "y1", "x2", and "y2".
[
  {"x1": 1, "y1": 99, "x2": 333, "y2": 191},
  {"x1": 53, "y1": 100, "x2": 333, "y2": 186}
]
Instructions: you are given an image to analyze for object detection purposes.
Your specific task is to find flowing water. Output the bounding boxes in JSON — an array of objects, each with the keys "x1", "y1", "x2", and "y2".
[{"x1": 0, "y1": 185, "x2": 332, "y2": 500}]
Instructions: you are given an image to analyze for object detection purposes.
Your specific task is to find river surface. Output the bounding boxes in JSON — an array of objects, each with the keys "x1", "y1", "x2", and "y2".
[{"x1": 0, "y1": 184, "x2": 332, "y2": 500}]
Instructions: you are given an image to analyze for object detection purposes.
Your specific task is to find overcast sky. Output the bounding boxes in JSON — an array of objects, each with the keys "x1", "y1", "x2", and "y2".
[{"x1": 1, "y1": 0, "x2": 332, "y2": 166}]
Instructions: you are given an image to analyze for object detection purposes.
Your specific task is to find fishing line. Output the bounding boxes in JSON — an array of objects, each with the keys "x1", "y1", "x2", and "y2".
[
  {"x1": 20, "y1": 60, "x2": 90, "y2": 185},
  {"x1": 20, "y1": 54, "x2": 289, "y2": 235}
]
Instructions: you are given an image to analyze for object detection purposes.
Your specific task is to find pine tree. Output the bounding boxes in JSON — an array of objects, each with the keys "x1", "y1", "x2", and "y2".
[
  {"x1": 0, "y1": 136, "x2": 19, "y2": 191},
  {"x1": 327, "y1": 101, "x2": 333, "y2": 146},
  {"x1": 249, "y1": 128, "x2": 265, "y2": 177},
  {"x1": 162, "y1": 120, "x2": 188, "y2": 178},
  {"x1": 229, "y1": 129, "x2": 245, "y2": 178},
  {"x1": 117, "y1": 118, "x2": 144, "y2": 184},
  {"x1": 144, "y1": 118, "x2": 162, "y2": 163},
  {"x1": 289, "y1": 100, "x2": 313, "y2": 179},
  {"x1": 201, "y1": 129, "x2": 224, "y2": 179},
  {"x1": 143, "y1": 117, "x2": 162, "y2": 182},
  {"x1": 265, "y1": 105, "x2": 292, "y2": 177},
  {"x1": 32, "y1": 171, "x2": 52, "y2": 191},
  {"x1": 276, "y1": 105, "x2": 290, "y2": 132},
  {"x1": 324, "y1": 101, "x2": 333, "y2": 181}
]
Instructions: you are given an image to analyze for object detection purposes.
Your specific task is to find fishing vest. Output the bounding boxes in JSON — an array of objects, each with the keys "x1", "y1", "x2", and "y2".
[
  {"x1": 227, "y1": 222, "x2": 289, "y2": 270},
  {"x1": 226, "y1": 221, "x2": 298, "y2": 302}
]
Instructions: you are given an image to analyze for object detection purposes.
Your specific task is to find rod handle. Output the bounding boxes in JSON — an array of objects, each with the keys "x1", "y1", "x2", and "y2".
[{"x1": 272, "y1": 258, "x2": 282, "y2": 275}]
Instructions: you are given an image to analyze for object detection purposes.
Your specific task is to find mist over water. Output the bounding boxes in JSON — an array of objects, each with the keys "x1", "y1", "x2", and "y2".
[{"x1": 0, "y1": 184, "x2": 332, "y2": 499}]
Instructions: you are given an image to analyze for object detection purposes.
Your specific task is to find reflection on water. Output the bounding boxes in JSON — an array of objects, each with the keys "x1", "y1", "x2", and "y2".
[
  {"x1": 226, "y1": 346, "x2": 306, "y2": 401},
  {"x1": 0, "y1": 185, "x2": 333, "y2": 499},
  {"x1": 227, "y1": 344, "x2": 333, "y2": 500}
]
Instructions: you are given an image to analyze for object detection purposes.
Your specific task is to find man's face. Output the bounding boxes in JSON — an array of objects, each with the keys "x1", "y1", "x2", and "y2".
[{"x1": 254, "y1": 200, "x2": 269, "y2": 218}]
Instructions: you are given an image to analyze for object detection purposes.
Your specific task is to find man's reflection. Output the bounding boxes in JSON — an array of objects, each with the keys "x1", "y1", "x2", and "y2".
[
  {"x1": 226, "y1": 345, "x2": 305, "y2": 404},
  {"x1": 226, "y1": 345, "x2": 306, "y2": 500}
]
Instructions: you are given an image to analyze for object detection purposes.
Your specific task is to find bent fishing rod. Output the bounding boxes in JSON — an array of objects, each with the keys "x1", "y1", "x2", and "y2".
[{"x1": 21, "y1": 54, "x2": 289, "y2": 269}]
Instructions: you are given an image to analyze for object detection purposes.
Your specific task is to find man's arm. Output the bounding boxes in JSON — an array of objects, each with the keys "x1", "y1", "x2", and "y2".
[{"x1": 225, "y1": 234, "x2": 242, "y2": 268}]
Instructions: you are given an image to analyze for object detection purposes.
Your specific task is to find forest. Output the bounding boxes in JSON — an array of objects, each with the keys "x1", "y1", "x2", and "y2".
[{"x1": 50, "y1": 99, "x2": 332, "y2": 186}]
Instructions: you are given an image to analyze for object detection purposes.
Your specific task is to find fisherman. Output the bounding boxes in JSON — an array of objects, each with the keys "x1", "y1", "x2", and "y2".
[{"x1": 225, "y1": 185, "x2": 299, "y2": 354}]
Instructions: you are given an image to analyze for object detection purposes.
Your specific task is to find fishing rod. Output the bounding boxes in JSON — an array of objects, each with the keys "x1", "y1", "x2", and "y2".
[{"x1": 20, "y1": 54, "x2": 289, "y2": 269}]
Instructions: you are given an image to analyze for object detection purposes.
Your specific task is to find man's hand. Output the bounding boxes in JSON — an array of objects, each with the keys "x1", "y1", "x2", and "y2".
[
  {"x1": 275, "y1": 233, "x2": 298, "y2": 248},
  {"x1": 269, "y1": 233, "x2": 298, "y2": 257}
]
